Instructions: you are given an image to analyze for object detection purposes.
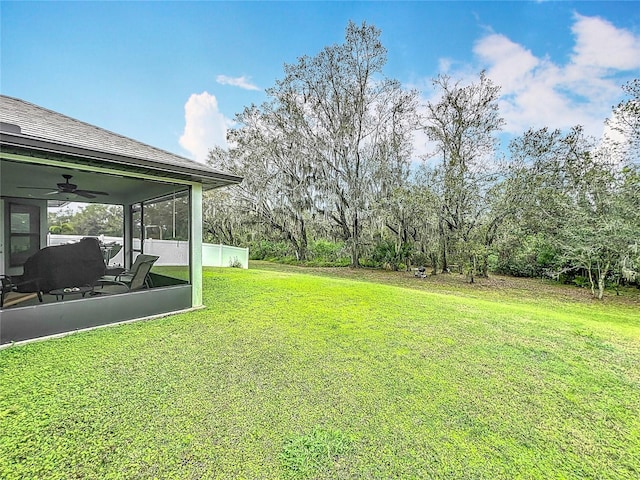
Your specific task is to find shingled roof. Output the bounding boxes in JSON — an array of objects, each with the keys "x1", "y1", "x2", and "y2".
[{"x1": 0, "y1": 95, "x2": 241, "y2": 186}]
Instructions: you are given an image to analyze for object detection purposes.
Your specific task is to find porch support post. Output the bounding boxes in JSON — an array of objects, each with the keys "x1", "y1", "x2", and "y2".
[
  {"x1": 123, "y1": 203, "x2": 133, "y2": 269},
  {"x1": 0, "y1": 198, "x2": 5, "y2": 275},
  {"x1": 190, "y1": 184, "x2": 203, "y2": 307}
]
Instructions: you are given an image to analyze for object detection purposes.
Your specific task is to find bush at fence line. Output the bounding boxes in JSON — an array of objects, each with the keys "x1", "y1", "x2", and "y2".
[
  {"x1": 249, "y1": 241, "x2": 292, "y2": 260},
  {"x1": 229, "y1": 257, "x2": 243, "y2": 268},
  {"x1": 245, "y1": 239, "x2": 352, "y2": 266},
  {"x1": 304, "y1": 257, "x2": 351, "y2": 267},
  {"x1": 309, "y1": 240, "x2": 347, "y2": 263}
]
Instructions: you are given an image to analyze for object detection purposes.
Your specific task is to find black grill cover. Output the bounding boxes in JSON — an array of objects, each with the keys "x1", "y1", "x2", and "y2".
[{"x1": 18, "y1": 237, "x2": 106, "y2": 293}]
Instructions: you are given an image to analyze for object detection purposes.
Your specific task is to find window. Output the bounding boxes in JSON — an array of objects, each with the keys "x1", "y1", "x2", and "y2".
[
  {"x1": 140, "y1": 191, "x2": 190, "y2": 283},
  {"x1": 9, "y1": 203, "x2": 40, "y2": 266},
  {"x1": 143, "y1": 192, "x2": 189, "y2": 241}
]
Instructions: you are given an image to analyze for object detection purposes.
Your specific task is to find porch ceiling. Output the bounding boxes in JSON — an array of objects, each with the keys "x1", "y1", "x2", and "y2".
[
  {"x1": 1, "y1": 159, "x2": 186, "y2": 205},
  {"x1": 0, "y1": 95, "x2": 242, "y2": 199}
]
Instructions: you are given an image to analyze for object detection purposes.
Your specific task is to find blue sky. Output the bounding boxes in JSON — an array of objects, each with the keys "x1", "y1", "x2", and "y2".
[{"x1": 2, "y1": 1, "x2": 639, "y2": 163}]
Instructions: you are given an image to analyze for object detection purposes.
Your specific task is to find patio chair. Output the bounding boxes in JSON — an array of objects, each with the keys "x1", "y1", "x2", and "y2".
[
  {"x1": 95, "y1": 254, "x2": 159, "y2": 292},
  {"x1": 1, "y1": 275, "x2": 43, "y2": 308},
  {"x1": 99, "y1": 241, "x2": 122, "y2": 266}
]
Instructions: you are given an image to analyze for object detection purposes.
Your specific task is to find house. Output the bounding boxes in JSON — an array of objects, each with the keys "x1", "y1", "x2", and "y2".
[{"x1": 0, "y1": 95, "x2": 242, "y2": 344}]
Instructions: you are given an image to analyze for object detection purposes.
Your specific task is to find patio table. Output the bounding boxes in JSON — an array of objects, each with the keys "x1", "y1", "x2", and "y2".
[{"x1": 49, "y1": 286, "x2": 94, "y2": 301}]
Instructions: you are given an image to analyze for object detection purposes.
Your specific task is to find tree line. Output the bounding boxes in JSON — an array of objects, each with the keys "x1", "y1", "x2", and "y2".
[{"x1": 202, "y1": 21, "x2": 639, "y2": 298}]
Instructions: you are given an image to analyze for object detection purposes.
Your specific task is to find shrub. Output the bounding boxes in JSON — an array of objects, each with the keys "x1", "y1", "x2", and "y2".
[
  {"x1": 493, "y1": 234, "x2": 560, "y2": 278},
  {"x1": 228, "y1": 257, "x2": 243, "y2": 268},
  {"x1": 249, "y1": 240, "x2": 292, "y2": 260},
  {"x1": 309, "y1": 240, "x2": 345, "y2": 261},
  {"x1": 371, "y1": 239, "x2": 413, "y2": 271},
  {"x1": 573, "y1": 275, "x2": 590, "y2": 288},
  {"x1": 359, "y1": 257, "x2": 380, "y2": 268},
  {"x1": 410, "y1": 252, "x2": 431, "y2": 269}
]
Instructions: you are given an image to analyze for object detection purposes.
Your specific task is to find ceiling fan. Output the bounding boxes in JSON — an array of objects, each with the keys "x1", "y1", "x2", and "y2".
[{"x1": 18, "y1": 174, "x2": 109, "y2": 199}]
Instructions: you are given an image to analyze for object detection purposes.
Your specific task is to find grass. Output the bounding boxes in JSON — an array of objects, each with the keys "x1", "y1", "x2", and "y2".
[{"x1": 1, "y1": 262, "x2": 639, "y2": 479}]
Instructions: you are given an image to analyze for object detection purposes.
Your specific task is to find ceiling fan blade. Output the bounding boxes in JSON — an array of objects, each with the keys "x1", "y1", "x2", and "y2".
[
  {"x1": 75, "y1": 191, "x2": 97, "y2": 199},
  {"x1": 76, "y1": 189, "x2": 109, "y2": 196},
  {"x1": 17, "y1": 186, "x2": 59, "y2": 190}
]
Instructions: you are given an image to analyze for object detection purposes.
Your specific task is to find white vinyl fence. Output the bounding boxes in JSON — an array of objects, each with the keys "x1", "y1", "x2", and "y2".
[{"x1": 48, "y1": 234, "x2": 249, "y2": 269}]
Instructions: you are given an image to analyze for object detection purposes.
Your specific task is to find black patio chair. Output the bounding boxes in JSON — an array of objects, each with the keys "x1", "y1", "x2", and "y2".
[
  {"x1": 95, "y1": 254, "x2": 159, "y2": 292},
  {"x1": 1, "y1": 275, "x2": 42, "y2": 308}
]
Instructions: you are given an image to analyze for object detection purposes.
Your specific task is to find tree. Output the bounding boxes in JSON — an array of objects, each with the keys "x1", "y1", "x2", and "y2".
[
  {"x1": 48, "y1": 204, "x2": 123, "y2": 237},
  {"x1": 48, "y1": 208, "x2": 76, "y2": 234},
  {"x1": 202, "y1": 186, "x2": 249, "y2": 246},
  {"x1": 560, "y1": 163, "x2": 638, "y2": 298},
  {"x1": 504, "y1": 126, "x2": 640, "y2": 298},
  {"x1": 607, "y1": 78, "x2": 640, "y2": 165},
  {"x1": 271, "y1": 21, "x2": 419, "y2": 266},
  {"x1": 48, "y1": 222, "x2": 74, "y2": 234},
  {"x1": 422, "y1": 72, "x2": 504, "y2": 279},
  {"x1": 372, "y1": 185, "x2": 423, "y2": 271},
  {"x1": 408, "y1": 166, "x2": 449, "y2": 274},
  {"x1": 208, "y1": 113, "x2": 314, "y2": 260},
  {"x1": 224, "y1": 104, "x2": 316, "y2": 260}
]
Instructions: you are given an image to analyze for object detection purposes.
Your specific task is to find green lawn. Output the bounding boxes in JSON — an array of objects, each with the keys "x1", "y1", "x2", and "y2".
[{"x1": 1, "y1": 263, "x2": 639, "y2": 479}]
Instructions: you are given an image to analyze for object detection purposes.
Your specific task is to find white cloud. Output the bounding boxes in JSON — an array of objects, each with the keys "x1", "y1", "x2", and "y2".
[
  {"x1": 571, "y1": 13, "x2": 640, "y2": 71},
  {"x1": 430, "y1": 14, "x2": 640, "y2": 141},
  {"x1": 438, "y1": 58, "x2": 454, "y2": 74},
  {"x1": 474, "y1": 33, "x2": 540, "y2": 93},
  {"x1": 179, "y1": 92, "x2": 232, "y2": 163},
  {"x1": 216, "y1": 75, "x2": 260, "y2": 91}
]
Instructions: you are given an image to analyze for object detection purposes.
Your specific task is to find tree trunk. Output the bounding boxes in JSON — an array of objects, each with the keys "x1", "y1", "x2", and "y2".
[
  {"x1": 350, "y1": 211, "x2": 361, "y2": 268},
  {"x1": 597, "y1": 261, "x2": 610, "y2": 300},
  {"x1": 441, "y1": 245, "x2": 449, "y2": 273},
  {"x1": 597, "y1": 275, "x2": 605, "y2": 300},
  {"x1": 297, "y1": 218, "x2": 308, "y2": 261},
  {"x1": 351, "y1": 243, "x2": 360, "y2": 268},
  {"x1": 480, "y1": 254, "x2": 489, "y2": 278},
  {"x1": 439, "y1": 221, "x2": 449, "y2": 274},
  {"x1": 466, "y1": 255, "x2": 476, "y2": 283},
  {"x1": 430, "y1": 252, "x2": 438, "y2": 275},
  {"x1": 587, "y1": 267, "x2": 596, "y2": 297}
]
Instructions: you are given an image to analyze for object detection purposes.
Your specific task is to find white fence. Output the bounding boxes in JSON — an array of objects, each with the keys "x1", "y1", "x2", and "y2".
[
  {"x1": 48, "y1": 234, "x2": 249, "y2": 269},
  {"x1": 202, "y1": 243, "x2": 249, "y2": 269}
]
